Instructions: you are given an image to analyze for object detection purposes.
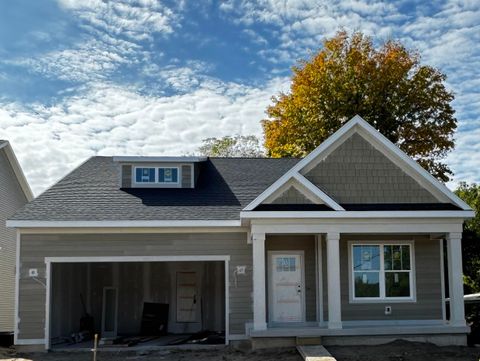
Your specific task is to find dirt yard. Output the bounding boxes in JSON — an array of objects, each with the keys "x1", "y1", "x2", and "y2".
[
  {"x1": 0, "y1": 347, "x2": 302, "y2": 361},
  {"x1": 328, "y1": 340, "x2": 480, "y2": 361},
  {"x1": 0, "y1": 341, "x2": 479, "y2": 361}
]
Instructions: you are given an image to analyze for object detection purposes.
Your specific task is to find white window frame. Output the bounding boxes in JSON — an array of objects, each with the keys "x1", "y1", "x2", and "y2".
[
  {"x1": 134, "y1": 166, "x2": 157, "y2": 184},
  {"x1": 157, "y1": 166, "x2": 180, "y2": 185},
  {"x1": 133, "y1": 166, "x2": 180, "y2": 185},
  {"x1": 348, "y1": 240, "x2": 416, "y2": 304}
]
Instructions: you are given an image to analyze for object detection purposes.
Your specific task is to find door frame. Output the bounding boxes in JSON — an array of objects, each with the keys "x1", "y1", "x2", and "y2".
[
  {"x1": 101, "y1": 286, "x2": 119, "y2": 338},
  {"x1": 267, "y1": 250, "x2": 306, "y2": 323}
]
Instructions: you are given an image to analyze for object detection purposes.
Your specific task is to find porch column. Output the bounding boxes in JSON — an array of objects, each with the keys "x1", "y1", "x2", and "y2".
[
  {"x1": 446, "y1": 232, "x2": 466, "y2": 326},
  {"x1": 252, "y1": 233, "x2": 267, "y2": 330},
  {"x1": 326, "y1": 232, "x2": 342, "y2": 329}
]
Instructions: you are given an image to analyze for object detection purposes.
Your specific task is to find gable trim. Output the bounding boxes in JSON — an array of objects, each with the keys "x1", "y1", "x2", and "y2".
[
  {"x1": 244, "y1": 173, "x2": 344, "y2": 211},
  {"x1": 0, "y1": 141, "x2": 34, "y2": 201},
  {"x1": 243, "y1": 115, "x2": 471, "y2": 211}
]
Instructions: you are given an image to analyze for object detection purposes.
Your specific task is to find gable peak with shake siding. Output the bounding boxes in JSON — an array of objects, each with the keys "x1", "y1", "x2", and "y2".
[{"x1": 243, "y1": 115, "x2": 471, "y2": 212}]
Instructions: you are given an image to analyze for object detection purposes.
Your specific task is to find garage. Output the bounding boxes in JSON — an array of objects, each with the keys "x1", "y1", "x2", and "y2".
[{"x1": 46, "y1": 257, "x2": 228, "y2": 349}]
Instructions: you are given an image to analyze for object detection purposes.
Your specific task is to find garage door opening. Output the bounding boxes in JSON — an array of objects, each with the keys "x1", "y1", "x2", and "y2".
[{"x1": 47, "y1": 259, "x2": 227, "y2": 350}]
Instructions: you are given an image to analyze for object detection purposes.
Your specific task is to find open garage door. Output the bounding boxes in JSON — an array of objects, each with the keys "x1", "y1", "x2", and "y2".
[{"x1": 46, "y1": 257, "x2": 228, "y2": 350}]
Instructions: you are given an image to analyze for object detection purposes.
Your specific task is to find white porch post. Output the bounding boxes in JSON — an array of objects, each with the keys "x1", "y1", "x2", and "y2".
[
  {"x1": 326, "y1": 232, "x2": 342, "y2": 329},
  {"x1": 252, "y1": 233, "x2": 267, "y2": 330},
  {"x1": 446, "y1": 232, "x2": 466, "y2": 326}
]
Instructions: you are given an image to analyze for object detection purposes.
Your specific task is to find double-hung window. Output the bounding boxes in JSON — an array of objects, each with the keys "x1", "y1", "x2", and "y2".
[{"x1": 351, "y1": 242, "x2": 414, "y2": 302}]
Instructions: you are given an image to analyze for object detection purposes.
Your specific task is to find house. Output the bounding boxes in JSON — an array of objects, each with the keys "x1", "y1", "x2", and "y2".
[
  {"x1": 0, "y1": 141, "x2": 33, "y2": 337},
  {"x1": 6, "y1": 116, "x2": 474, "y2": 350}
]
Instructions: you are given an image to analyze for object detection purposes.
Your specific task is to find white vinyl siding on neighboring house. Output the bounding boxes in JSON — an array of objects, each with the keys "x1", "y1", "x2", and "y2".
[{"x1": 349, "y1": 241, "x2": 415, "y2": 303}]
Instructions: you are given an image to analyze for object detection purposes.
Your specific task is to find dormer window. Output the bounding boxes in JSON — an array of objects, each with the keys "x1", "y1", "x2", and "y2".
[
  {"x1": 158, "y1": 167, "x2": 178, "y2": 184},
  {"x1": 135, "y1": 167, "x2": 155, "y2": 183}
]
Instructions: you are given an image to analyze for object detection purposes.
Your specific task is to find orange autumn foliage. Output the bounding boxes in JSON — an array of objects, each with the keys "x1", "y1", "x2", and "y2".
[{"x1": 263, "y1": 31, "x2": 457, "y2": 181}]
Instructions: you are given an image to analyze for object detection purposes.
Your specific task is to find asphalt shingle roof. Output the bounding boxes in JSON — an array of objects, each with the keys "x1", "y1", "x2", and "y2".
[{"x1": 10, "y1": 156, "x2": 300, "y2": 221}]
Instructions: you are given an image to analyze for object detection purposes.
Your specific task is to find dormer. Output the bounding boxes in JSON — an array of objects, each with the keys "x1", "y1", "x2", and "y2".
[{"x1": 113, "y1": 156, "x2": 207, "y2": 189}]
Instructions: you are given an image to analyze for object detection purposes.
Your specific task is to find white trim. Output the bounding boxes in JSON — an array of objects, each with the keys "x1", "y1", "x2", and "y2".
[
  {"x1": 326, "y1": 233, "x2": 342, "y2": 329},
  {"x1": 293, "y1": 174, "x2": 344, "y2": 211},
  {"x1": 0, "y1": 141, "x2": 34, "y2": 200},
  {"x1": 267, "y1": 250, "x2": 306, "y2": 323},
  {"x1": 7, "y1": 220, "x2": 242, "y2": 228},
  {"x1": 45, "y1": 255, "x2": 231, "y2": 263},
  {"x1": 241, "y1": 210, "x2": 474, "y2": 219},
  {"x1": 14, "y1": 230, "x2": 20, "y2": 345},
  {"x1": 342, "y1": 319, "x2": 444, "y2": 327},
  {"x1": 315, "y1": 235, "x2": 323, "y2": 326},
  {"x1": 348, "y1": 240, "x2": 416, "y2": 303},
  {"x1": 44, "y1": 262, "x2": 51, "y2": 350},
  {"x1": 440, "y1": 239, "x2": 446, "y2": 323},
  {"x1": 114, "y1": 156, "x2": 207, "y2": 163},
  {"x1": 242, "y1": 115, "x2": 472, "y2": 212},
  {"x1": 225, "y1": 259, "x2": 230, "y2": 345},
  {"x1": 43, "y1": 255, "x2": 230, "y2": 349},
  {"x1": 15, "y1": 339, "x2": 45, "y2": 345},
  {"x1": 252, "y1": 233, "x2": 267, "y2": 331},
  {"x1": 246, "y1": 173, "x2": 344, "y2": 211}
]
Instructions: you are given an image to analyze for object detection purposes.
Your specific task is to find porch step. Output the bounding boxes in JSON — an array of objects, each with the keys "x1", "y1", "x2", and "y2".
[
  {"x1": 297, "y1": 345, "x2": 336, "y2": 361},
  {"x1": 296, "y1": 336, "x2": 322, "y2": 346}
]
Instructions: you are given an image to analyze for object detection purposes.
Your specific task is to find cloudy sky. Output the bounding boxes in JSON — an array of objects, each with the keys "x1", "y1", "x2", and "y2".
[{"x1": 0, "y1": 0, "x2": 479, "y2": 195}]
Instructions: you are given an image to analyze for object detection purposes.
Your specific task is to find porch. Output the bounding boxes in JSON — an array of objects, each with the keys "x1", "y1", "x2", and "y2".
[{"x1": 248, "y1": 218, "x2": 467, "y2": 339}]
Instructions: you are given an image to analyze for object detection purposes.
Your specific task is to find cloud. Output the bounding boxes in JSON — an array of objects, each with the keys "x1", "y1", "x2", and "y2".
[{"x1": 0, "y1": 77, "x2": 290, "y2": 195}]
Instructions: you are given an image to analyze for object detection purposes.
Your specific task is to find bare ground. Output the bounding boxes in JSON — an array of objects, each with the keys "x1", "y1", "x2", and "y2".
[
  {"x1": 327, "y1": 340, "x2": 480, "y2": 361},
  {"x1": 0, "y1": 347, "x2": 302, "y2": 361},
  {"x1": 0, "y1": 341, "x2": 479, "y2": 361}
]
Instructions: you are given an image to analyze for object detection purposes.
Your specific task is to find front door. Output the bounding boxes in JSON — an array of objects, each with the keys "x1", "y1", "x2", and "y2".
[{"x1": 268, "y1": 252, "x2": 305, "y2": 323}]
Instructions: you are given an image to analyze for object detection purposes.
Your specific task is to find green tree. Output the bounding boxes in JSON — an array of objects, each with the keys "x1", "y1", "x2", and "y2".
[
  {"x1": 455, "y1": 182, "x2": 480, "y2": 293},
  {"x1": 263, "y1": 31, "x2": 457, "y2": 181},
  {"x1": 197, "y1": 135, "x2": 264, "y2": 157}
]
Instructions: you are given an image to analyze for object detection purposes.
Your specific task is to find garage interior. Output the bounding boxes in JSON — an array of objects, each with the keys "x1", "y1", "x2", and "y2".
[{"x1": 49, "y1": 261, "x2": 226, "y2": 349}]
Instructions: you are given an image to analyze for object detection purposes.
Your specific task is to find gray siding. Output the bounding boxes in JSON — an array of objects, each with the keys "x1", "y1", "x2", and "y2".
[
  {"x1": 0, "y1": 150, "x2": 28, "y2": 332},
  {"x1": 266, "y1": 235, "x2": 316, "y2": 322},
  {"x1": 269, "y1": 186, "x2": 313, "y2": 204},
  {"x1": 18, "y1": 232, "x2": 251, "y2": 339},
  {"x1": 303, "y1": 133, "x2": 439, "y2": 203},
  {"x1": 181, "y1": 165, "x2": 192, "y2": 188}
]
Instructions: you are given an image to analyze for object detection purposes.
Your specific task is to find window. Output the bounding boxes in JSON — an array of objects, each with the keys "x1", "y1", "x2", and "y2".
[
  {"x1": 158, "y1": 167, "x2": 178, "y2": 184},
  {"x1": 135, "y1": 167, "x2": 155, "y2": 183},
  {"x1": 351, "y1": 242, "x2": 414, "y2": 301},
  {"x1": 276, "y1": 257, "x2": 296, "y2": 272}
]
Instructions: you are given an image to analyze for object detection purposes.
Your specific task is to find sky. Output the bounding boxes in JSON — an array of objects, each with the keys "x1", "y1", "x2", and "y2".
[{"x1": 0, "y1": 0, "x2": 479, "y2": 195}]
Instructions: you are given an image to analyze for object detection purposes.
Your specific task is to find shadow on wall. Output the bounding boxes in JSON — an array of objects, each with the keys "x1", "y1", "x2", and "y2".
[{"x1": 122, "y1": 160, "x2": 240, "y2": 207}]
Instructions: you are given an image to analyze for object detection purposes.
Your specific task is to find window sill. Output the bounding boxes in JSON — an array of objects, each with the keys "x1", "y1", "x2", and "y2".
[{"x1": 349, "y1": 297, "x2": 416, "y2": 304}]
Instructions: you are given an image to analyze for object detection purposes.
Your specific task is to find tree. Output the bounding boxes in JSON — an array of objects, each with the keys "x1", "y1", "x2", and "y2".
[
  {"x1": 197, "y1": 135, "x2": 264, "y2": 157},
  {"x1": 455, "y1": 182, "x2": 480, "y2": 293},
  {"x1": 263, "y1": 31, "x2": 457, "y2": 181}
]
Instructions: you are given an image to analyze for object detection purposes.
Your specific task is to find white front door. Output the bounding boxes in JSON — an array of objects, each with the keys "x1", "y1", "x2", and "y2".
[{"x1": 269, "y1": 252, "x2": 305, "y2": 323}]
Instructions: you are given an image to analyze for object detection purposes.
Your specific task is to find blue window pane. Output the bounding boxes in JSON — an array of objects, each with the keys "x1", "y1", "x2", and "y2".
[
  {"x1": 158, "y1": 168, "x2": 178, "y2": 183},
  {"x1": 136, "y1": 168, "x2": 155, "y2": 183},
  {"x1": 353, "y1": 245, "x2": 380, "y2": 271}
]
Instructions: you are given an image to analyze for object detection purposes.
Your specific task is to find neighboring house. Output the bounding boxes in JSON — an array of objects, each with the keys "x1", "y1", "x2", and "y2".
[
  {"x1": 0, "y1": 141, "x2": 33, "y2": 336},
  {"x1": 7, "y1": 116, "x2": 474, "y2": 350}
]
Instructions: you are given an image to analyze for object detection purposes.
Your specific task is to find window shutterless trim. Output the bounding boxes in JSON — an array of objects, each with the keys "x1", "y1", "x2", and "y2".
[{"x1": 348, "y1": 240, "x2": 416, "y2": 304}]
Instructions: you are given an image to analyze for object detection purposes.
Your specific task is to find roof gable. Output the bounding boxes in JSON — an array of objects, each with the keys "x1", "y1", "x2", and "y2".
[
  {"x1": 243, "y1": 115, "x2": 471, "y2": 211},
  {"x1": 0, "y1": 141, "x2": 33, "y2": 201}
]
